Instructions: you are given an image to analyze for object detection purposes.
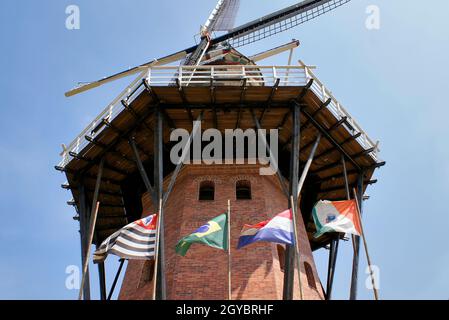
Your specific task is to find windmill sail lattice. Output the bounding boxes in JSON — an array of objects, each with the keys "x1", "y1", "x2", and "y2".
[
  {"x1": 208, "y1": 0, "x2": 241, "y2": 32},
  {"x1": 226, "y1": 0, "x2": 351, "y2": 48}
]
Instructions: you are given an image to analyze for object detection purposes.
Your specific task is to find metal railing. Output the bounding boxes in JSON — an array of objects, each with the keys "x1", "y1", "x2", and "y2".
[{"x1": 59, "y1": 64, "x2": 380, "y2": 167}]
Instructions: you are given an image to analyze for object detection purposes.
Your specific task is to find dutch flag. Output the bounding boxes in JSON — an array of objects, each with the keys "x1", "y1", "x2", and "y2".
[{"x1": 237, "y1": 210, "x2": 294, "y2": 249}]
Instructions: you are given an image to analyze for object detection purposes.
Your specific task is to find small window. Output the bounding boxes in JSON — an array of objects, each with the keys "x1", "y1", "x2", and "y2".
[
  {"x1": 199, "y1": 181, "x2": 215, "y2": 201},
  {"x1": 277, "y1": 245, "x2": 286, "y2": 272},
  {"x1": 236, "y1": 180, "x2": 251, "y2": 200},
  {"x1": 304, "y1": 262, "x2": 317, "y2": 290},
  {"x1": 138, "y1": 260, "x2": 155, "y2": 288}
]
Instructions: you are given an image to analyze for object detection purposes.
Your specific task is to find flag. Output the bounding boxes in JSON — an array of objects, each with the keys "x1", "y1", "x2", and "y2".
[
  {"x1": 237, "y1": 209, "x2": 294, "y2": 249},
  {"x1": 312, "y1": 200, "x2": 362, "y2": 238},
  {"x1": 93, "y1": 214, "x2": 158, "y2": 263},
  {"x1": 175, "y1": 213, "x2": 228, "y2": 257}
]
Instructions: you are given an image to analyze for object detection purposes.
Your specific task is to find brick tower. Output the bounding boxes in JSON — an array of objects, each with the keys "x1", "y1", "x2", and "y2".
[{"x1": 119, "y1": 164, "x2": 324, "y2": 300}]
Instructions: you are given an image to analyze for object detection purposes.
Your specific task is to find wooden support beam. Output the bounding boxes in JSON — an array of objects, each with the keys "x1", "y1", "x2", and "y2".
[
  {"x1": 68, "y1": 152, "x2": 130, "y2": 176},
  {"x1": 298, "y1": 103, "x2": 361, "y2": 172},
  {"x1": 175, "y1": 79, "x2": 194, "y2": 123},
  {"x1": 235, "y1": 80, "x2": 247, "y2": 129},
  {"x1": 239, "y1": 79, "x2": 247, "y2": 104},
  {"x1": 55, "y1": 166, "x2": 122, "y2": 185},
  {"x1": 297, "y1": 134, "x2": 322, "y2": 198},
  {"x1": 79, "y1": 158, "x2": 104, "y2": 300},
  {"x1": 326, "y1": 235, "x2": 339, "y2": 300},
  {"x1": 129, "y1": 138, "x2": 157, "y2": 205},
  {"x1": 319, "y1": 180, "x2": 377, "y2": 194},
  {"x1": 62, "y1": 184, "x2": 122, "y2": 198},
  {"x1": 107, "y1": 259, "x2": 125, "y2": 300},
  {"x1": 328, "y1": 117, "x2": 348, "y2": 132},
  {"x1": 83, "y1": 136, "x2": 136, "y2": 165},
  {"x1": 74, "y1": 104, "x2": 156, "y2": 179},
  {"x1": 295, "y1": 78, "x2": 314, "y2": 101},
  {"x1": 210, "y1": 79, "x2": 216, "y2": 105},
  {"x1": 154, "y1": 106, "x2": 166, "y2": 300},
  {"x1": 350, "y1": 174, "x2": 364, "y2": 300},
  {"x1": 121, "y1": 98, "x2": 155, "y2": 133},
  {"x1": 314, "y1": 132, "x2": 363, "y2": 161},
  {"x1": 103, "y1": 119, "x2": 156, "y2": 158},
  {"x1": 284, "y1": 103, "x2": 301, "y2": 300},
  {"x1": 353, "y1": 147, "x2": 377, "y2": 159},
  {"x1": 97, "y1": 261, "x2": 107, "y2": 300},
  {"x1": 250, "y1": 108, "x2": 289, "y2": 199},
  {"x1": 143, "y1": 81, "x2": 176, "y2": 129},
  {"x1": 163, "y1": 112, "x2": 203, "y2": 208},
  {"x1": 77, "y1": 182, "x2": 91, "y2": 300},
  {"x1": 277, "y1": 108, "x2": 292, "y2": 131},
  {"x1": 300, "y1": 98, "x2": 332, "y2": 132},
  {"x1": 259, "y1": 78, "x2": 280, "y2": 125}
]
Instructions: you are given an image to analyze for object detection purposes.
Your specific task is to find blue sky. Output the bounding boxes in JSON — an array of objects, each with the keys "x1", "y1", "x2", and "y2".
[{"x1": 0, "y1": 0, "x2": 448, "y2": 300}]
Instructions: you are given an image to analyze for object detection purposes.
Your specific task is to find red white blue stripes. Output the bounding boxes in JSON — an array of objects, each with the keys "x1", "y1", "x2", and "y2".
[{"x1": 237, "y1": 210, "x2": 294, "y2": 249}]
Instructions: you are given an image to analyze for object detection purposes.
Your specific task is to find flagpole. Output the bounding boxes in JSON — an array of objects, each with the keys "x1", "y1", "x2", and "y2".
[
  {"x1": 353, "y1": 189, "x2": 379, "y2": 301},
  {"x1": 290, "y1": 196, "x2": 304, "y2": 300},
  {"x1": 227, "y1": 200, "x2": 232, "y2": 301},
  {"x1": 152, "y1": 199, "x2": 163, "y2": 300}
]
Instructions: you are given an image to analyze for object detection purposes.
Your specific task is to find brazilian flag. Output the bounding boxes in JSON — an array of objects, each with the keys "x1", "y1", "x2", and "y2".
[{"x1": 175, "y1": 214, "x2": 228, "y2": 256}]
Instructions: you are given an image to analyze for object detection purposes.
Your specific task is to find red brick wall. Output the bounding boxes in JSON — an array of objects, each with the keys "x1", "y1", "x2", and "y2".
[{"x1": 119, "y1": 164, "x2": 324, "y2": 300}]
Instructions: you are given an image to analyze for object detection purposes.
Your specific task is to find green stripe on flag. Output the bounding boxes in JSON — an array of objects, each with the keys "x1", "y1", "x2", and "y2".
[{"x1": 175, "y1": 213, "x2": 228, "y2": 257}]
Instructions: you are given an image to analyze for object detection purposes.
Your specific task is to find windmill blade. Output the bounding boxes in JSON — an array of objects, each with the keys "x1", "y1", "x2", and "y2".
[
  {"x1": 64, "y1": 50, "x2": 189, "y2": 97},
  {"x1": 214, "y1": 0, "x2": 351, "y2": 48},
  {"x1": 207, "y1": 0, "x2": 241, "y2": 32}
]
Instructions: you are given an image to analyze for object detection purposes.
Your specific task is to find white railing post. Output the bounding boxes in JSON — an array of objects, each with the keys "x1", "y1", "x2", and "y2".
[{"x1": 146, "y1": 67, "x2": 152, "y2": 85}]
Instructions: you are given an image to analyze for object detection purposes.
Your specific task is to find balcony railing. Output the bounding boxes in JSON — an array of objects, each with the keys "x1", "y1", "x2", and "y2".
[{"x1": 59, "y1": 64, "x2": 380, "y2": 167}]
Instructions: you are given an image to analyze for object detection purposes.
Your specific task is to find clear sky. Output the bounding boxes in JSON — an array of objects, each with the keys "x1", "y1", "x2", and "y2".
[{"x1": 0, "y1": 0, "x2": 448, "y2": 300}]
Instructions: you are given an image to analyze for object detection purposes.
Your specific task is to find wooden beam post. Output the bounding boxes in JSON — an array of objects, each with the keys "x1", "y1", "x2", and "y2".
[
  {"x1": 250, "y1": 108, "x2": 289, "y2": 199},
  {"x1": 78, "y1": 158, "x2": 104, "y2": 300},
  {"x1": 77, "y1": 181, "x2": 91, "y2": 300},
  {"x1": 297, "y1": 134, "x2": 321, "y2": 197},
  {"x1": 154, "y1": 105, "x2": 166, "y2": 300},
  {"x1": 350, "y1": 173, "x2": 364, "y2": 300},
  {"x1": 353, "y1": 188, "x2": 379, "y2": 300},
  {"x1": 97, "y1": 261, "x2": 107, "y2": 300},
  {"x1": 153, "y1": 199, "x2": 163, "y2": 300},
  {"x1": 290, "y1": 196, "x2": 304, "y2": 300},
  {"x1": 107, "y1": 259, "x2": 125, "y2": 300},
  {"x1": 326, "y1": 155, "x2": 350, "y2": 300},
  {"x1": 129, "y1": 137, "x2": 157, "y2": 205},
  {"x1": 284, "y1": 103, "x2": 300, "y2": 300},
  {"x1": 163, "y1": 112, "x2": 203, "y2": 207}
]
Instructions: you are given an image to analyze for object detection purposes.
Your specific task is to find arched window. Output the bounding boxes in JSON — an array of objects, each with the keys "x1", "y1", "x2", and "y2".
[
  {"x1": 304, "y1": 262, "x2": 317, "y2": 290},
  {"x1": 199, "y1": 181, "x2": 215, "y2": 201},
  {"x1": 236, "y1": 180, "x2": 251, "y2": 200}
]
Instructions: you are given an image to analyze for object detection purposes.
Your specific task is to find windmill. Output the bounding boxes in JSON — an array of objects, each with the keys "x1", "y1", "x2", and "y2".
[
  {"x1": 58, "y1": 0, "x2": 384, "y2": 301},
  {"x1": 65, "y1": 0, "x2": 351, "y2": 97}
]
